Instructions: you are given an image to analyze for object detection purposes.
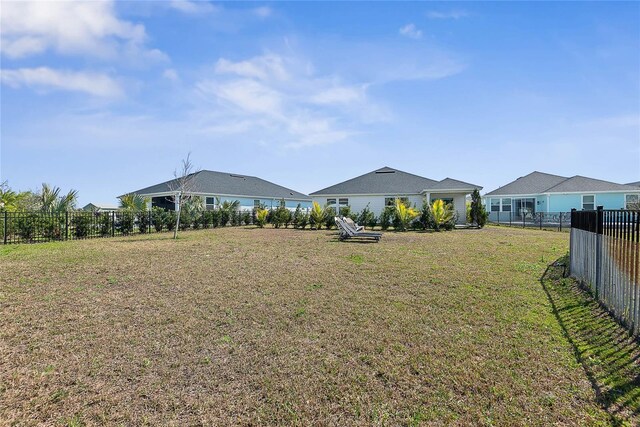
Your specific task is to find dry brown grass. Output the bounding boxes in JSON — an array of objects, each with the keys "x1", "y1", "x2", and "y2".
[{"x1": 0, "y1": 226, "x2": 633, "y2": 425}]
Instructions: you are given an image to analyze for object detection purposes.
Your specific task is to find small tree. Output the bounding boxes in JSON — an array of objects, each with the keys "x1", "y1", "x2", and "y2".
[
  {"x1": 309, "y1": 201, "x2": 325, "y2": 230},
  {"x1": 430, "y1": 199, "x2": 455, "y2": 231},
  {"x1": 416, "y1": 199, "x2": 434, "y2": 230},
  {"x1": 394, "y1": 199, "x2": 419, "y2": 231},
  {"x1": 357, "y1": 204, "x2": 375, "y2": 230},
  {"x1": 469, "y1": 189, "x2": 488, "y2": 228},
  {"x1": 167, "y1": 153, "x2": 200, "y2": 239},
  {"x1": 255, "y1": 208, "x2": 269, "y2": 228}
]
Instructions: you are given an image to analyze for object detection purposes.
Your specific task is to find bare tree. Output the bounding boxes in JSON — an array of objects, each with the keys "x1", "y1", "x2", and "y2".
[{"x1": 167, "y1": 153, "x2": 200, "y2": 239}]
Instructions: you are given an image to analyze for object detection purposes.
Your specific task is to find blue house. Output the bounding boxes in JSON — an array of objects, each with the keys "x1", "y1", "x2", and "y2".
[
  {"x1": 126, "y1": 170, "x2": 312, "y2": 211},
  {"x1": 483, "y1": 171, "x2": 640, "y2": 218}
]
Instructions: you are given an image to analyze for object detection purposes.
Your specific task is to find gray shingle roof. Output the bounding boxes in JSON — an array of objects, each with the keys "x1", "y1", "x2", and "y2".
[
  {"x1": 627, "y1": 181, "x2": 640, "y2": 187},
  {"x1": 429, "y1": 177, "x2": 482, "y2": 191},
  {"x1": 310, "y1": 167, "x2": 481, "y2": 195},
  {"x1": 127, "y1": 170, "x2": 310, "y2": 200},
  {"x1": 545, "y1": 176, "x2": 637, "y2": 193},
  {"x1": 485, "y1": 171, "x2": 640, "y2": 196}
]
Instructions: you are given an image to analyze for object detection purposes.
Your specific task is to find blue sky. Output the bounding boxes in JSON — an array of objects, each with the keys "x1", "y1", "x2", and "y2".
[{"x1": 1, "y1": 1, "x2": 639, "y2": 205}]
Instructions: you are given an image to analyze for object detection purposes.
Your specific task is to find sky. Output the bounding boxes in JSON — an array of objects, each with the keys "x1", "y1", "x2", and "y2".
[{"x1": 1, "y1": 1, "x2": 639, "y2": 206}]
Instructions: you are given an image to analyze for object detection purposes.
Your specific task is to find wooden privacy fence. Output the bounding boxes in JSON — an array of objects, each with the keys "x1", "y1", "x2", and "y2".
[{"x1": 570, "y1": 207, "x2": 640, "y2": 336}]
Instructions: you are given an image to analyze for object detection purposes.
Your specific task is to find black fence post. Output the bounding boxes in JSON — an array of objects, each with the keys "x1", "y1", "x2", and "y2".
[
  {"x1": 509, "y1": 211, "x2": 512, "y2": 227},
  {"x1": 522, "y1": 212, "x2": 525, "y2": 228},
  {"x1": 559, "y1": 212, "x2": 562, "y2": 232},
  {"x1": 111, "y1": 211, "x2": 115, "y2": 237},
  {"x1": 595, "y1": 206, "x2": 603, "y2": 299},
  {"x1": 3, "y1": 211, "x2": 7, "y2": 245},
  {"x1": 148, "y1": 210, "x2": 152, "y2": 234},
  {"x1": 539, "y1": 212, "x2": 542, "y2": 230},
  {"x1": 65, "y1": 211, "x2": 69, "y2": 241}
]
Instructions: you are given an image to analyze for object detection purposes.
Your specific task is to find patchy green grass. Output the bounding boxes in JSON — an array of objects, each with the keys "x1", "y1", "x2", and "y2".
[{"x1": 0, "y1": 226, "x2": 636, "y2": 425}]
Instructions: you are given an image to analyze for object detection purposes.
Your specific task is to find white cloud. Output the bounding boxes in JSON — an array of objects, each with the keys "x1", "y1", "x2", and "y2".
[
  {"x1": 310, "y1": 86, "x2": 365, "y2": 105},
  {"x1": 253, "y1": 6, "x2": 272, "y2": 18},
  {"x1": 199, "y1": 79, "x2": 283, "y2": 115},
  {"x1": 169, "y1": 0, "x2": 217, "y2": 15},
  {"x1": 1, "y1": 67, "x2": 123, "y2": 98},
  {"x1": 426, "y1": 9, "x2": 468, "y2": 20},
  {"x1": 0, "y1": 1, "x2": 164, "y2": 61},
  {"x1": 214, "y1": 54, "x2": 289, "y2": 81},
  {"x1": 194, "y1": 53, "x2": 377, "y2": 148},
  {"x1": 163, "y1": 68, "x2": 180, "y2": 81},
  {"x1": 399, "y1": 24, "x2": 423, "y2": 40}
]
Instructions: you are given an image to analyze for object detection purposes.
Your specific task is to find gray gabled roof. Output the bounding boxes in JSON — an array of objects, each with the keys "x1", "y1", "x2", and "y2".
[
  {"x1": 627, "y1": 181, "x2": 640, "y2": 187},
  {"x1": 127, "y1": 170, "x2": 311, "y2": 200},
  {"x1": 485, "y1": 171, "x2": 640, "y2": 196},
  {"x1": 545, "y1": 176, "x2": 637, "y2": 193},
  {"x1": 429, "y1": 177, "x2": 482, "y2": 191},
  {"x1": 310, "y1": 167, "x2": 481, "y2": 195}
]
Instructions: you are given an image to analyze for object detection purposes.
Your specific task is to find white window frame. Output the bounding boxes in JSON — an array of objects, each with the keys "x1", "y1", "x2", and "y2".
[
  {"x1": 582, "y1": 194, "x2": 595, "y2": 210},
  {"x1": 625, "y1": 194, "x2": 639, "y2": 209}
]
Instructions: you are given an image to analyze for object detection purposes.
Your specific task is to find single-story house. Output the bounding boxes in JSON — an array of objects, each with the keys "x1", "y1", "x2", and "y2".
[
  {"x1": 82, "y1": 203, "x2": 119, "y2": 212},
  {"x1": 125, "y1": 170, "x2": 312, "y2": 211},
  {"x1": 309, "y1": 166, "x2": 482, "y2": 224},
  {"x1": 483, "y1": 171, "x2": 640, "y2": 217}
]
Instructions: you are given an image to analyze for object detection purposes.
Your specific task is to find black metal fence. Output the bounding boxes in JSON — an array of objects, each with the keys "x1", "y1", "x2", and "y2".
[
  {"x1": 1, "y1": 209, "x2": 256, "y2": 245},
  {"x1": 488, "y1": 211, "x2": 570, "y2": 231},
  {"x1": 570, "y1": 207, "x2": 640, "y2": 336}
]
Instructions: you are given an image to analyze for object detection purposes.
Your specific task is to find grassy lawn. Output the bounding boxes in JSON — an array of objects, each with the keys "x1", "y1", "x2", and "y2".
[{"x1": 0, "y1": 226, "x2": 637, "y2": 426}]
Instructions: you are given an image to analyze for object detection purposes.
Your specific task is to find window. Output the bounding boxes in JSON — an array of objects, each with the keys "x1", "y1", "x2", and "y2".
[
  {"x1": 385, "y1": 197, "x2": 410, "y2": 207},
  {"x1": 254, "y1": 199, "x2": 261, "y2": 209},
  {"x1": 501, "y1": 198, "x2": 511, "y2": 212},
  {"x1": 626, "y1": 194, "x2": 639, "y2": 209},
  {"x1": 582, "y1": 195, "x2": 595, "y2": 210},
  {"x1": 433, "y1": 197, "x2": 453, "y2": 206},
  {"x1": 206, "y1": 197, "x2": 216, "y2": 211},
  {"x1": 338, "y1": 198, "x2": 349, "y2": 206},
  {"x1": 327, "y1": 198, "x2": 336, "y2": 206},
  {"x1": 491, "y1": 199, "x2": 500, "y2": 212}
]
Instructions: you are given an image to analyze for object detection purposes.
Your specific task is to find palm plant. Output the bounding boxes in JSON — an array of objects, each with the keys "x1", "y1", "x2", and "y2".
[
  {"x1": 0, "y1": 181, "x2": 21, "y2": 212},
  {"x1": 40, "y1": 183, "x2": 78, "y2": 213},
  {"x1": 394, "y1": 199, "x2": 419, "y2": 231},
  {"x1": 309, "y1": 201, "x2": 326, "y2": 230},
  {"x1": 255, "y1": 208, "x2": 269, "y2": 228},
  {"x1": 430, "y1": 199, "x2": 455, "y2": 231},
  {"x1": 119, "y1": 193, "x2": 149, "y2": 211}
]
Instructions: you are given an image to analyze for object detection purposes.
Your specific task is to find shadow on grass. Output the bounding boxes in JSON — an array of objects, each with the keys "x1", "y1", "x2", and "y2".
[{"x1": 541, "y1": 257, "x2": 640, "y2": 425}]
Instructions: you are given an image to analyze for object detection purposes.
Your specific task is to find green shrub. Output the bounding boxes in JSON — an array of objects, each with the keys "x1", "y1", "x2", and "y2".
[
  {"x1": 416, "y1": 200, "x2": 434, "y2": 230},
  {"x1": 272, "y1": 200, "x2": 292, "y2": 228},
  {"x1": 298, "y1": 212, "x2": 309, "y2": 229},
  {"x1": 219, "y1": 209, "x2": 230, "y2": 227},
  {"x1": 165, "y1": 211, "x2": 177, "y2": 231},
  {"x1": 117, "y1": 211, "x2": 135, "y2": 235},
  {"x1": 152, "y1": 207, "x2": 165, "y2": 232},
  {"x1": 137, "y1": 211, "x2": 151, "y2": 233},
  {"x1": 98, "y1": 212, "x2": 112, "y2": 236},
  {"x1": 358, "y1": 205, "x2": 376, "y2": 230},
  {"x1": 15, "y1": 213, "x2": 39, "y2": 241},
  {"x1": 242, "y1": 211, "x2": 252, "y2": 225},
  {"x1": 469, "y1": 189, "x2": 488, "y2": 228},
  {"x1": 292, "y1": 204, "x2": 303, "y2": 229},
  {"x1": 324, "y1": 208, "x2": 335, "y2": 230},
  {"x1": 179, "y1": 210, "x2": 192, "y2": 230},
  {"x1": 72, "y1": 213, "x2": 93, "y2": 238},
  {"x1": 430, "y1": 200, "x2": 455, "y2": 232},
  {"x1": 379, "y1": 206, "x2": 394, "y2": 230},
  {"x1": 41, "y1": 214, "x2": 64, "y2": 240}
]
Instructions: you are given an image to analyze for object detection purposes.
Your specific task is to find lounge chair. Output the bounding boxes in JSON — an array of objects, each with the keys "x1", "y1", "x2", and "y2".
[
  {"x1": 343, "y1": 217, "x2": 364, "y2": 232},
  {"x1": 335, "y1": 217, "x2": 382, "y2": 242}
]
